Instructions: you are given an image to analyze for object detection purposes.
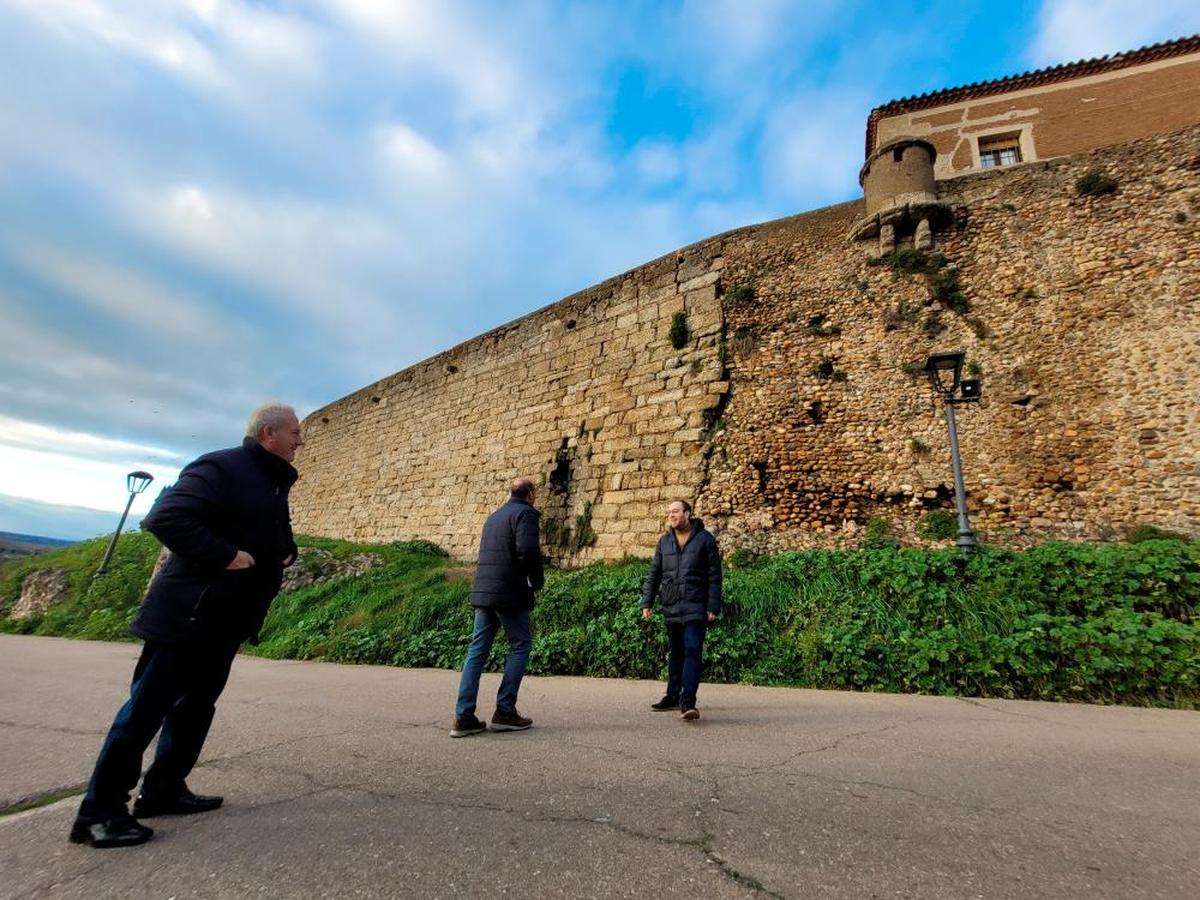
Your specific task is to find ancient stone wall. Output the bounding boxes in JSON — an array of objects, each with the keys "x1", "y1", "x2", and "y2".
[
  {"x1": 291, "y1": 125, "x2": 1200, "y2": 560},
  {"x1": 291, "y1": 249, "x2": 729, "y2": 562},
  {"x1": 703, "y1": 125, "x2": 1200, "y2": 552}
]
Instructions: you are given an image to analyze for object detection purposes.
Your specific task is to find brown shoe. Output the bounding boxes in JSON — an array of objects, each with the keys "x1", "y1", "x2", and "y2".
[
  {"x1": 681, "y1": 708, "x2": 700, "y2": 721},
  {"x1": 490, "y1": 709, "x2": 532, "y2": 731}
]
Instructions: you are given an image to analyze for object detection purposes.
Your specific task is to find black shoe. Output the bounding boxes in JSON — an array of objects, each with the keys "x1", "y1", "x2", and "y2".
[
  {"x1": 650, "y1": 696, "x2": 680, "y2": 711},
  {"x1": 69, "y1": 814, "x2": 153, "y2": 848},
  {"x1": 133, "y1": 786, "x2": 223, "y2": 818},
  {"x1": 490, "y1": 709, "x2": 532, "y2": 732},
  {"x1": 681, "y1": 707, "x2": 700, "y2": 721},
  {"x1": 450, "y1": 714, "x2": 487, "y2": 738}
]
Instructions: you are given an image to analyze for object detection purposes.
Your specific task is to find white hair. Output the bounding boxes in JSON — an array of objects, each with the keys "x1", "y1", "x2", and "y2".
[{"x1": 245, "y1": 402, "x2": 296, "y2": 439}]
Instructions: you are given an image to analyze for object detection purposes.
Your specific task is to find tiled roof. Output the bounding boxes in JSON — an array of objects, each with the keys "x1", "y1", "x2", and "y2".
[{"x1": 864, "y1": 34, "x2": 1200, "y2": 158}]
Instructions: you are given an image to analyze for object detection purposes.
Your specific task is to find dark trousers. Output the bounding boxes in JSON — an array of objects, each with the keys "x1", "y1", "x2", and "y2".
[
  {"x1": 665, "y1": 620, "x2": 707, "y2": 709},
  {"x1": 80, "y1": 639, "x2": 239, "y2": 818}
]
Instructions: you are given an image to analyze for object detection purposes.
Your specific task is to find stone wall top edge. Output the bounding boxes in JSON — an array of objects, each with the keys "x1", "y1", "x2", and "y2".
[{"x1": 303, "y1": 201, "x2": 865, "y2": 423}]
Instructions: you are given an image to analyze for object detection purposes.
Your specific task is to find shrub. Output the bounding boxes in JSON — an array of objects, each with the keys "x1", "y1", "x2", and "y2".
[
  {"x1": 723, "y1": 282, "x2": 755, "y2": 305},
  {"x1": 1077, "y1": 169, "x2": 1118, "y2": 196},
  {"x1": 1128, "y1": 525, "x2": 1189, "y2": 544},
  {"x1": 861, "y1": 517, "x2": 900, "y2": 550},
  {"x1": 917, "y1": 509, "x2": 958, "y2": 541},
  {"x1": 806, "y1": 314, "x2": 842, "y2": 337},
  {"x1": 669, "y1": 311, "x2": 689, "y2": 350},
  {"x1": 7, "y1": 534, "x2": 1198, "y2": 707}
]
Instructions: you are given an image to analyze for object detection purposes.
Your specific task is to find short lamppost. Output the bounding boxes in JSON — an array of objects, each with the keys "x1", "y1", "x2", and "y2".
[
  {"x1": 94, "y1": 470, "x2": 154, "y2": 578},
  {"x1": 923, "y1": 351, "x2": 981, "y2": 554}
]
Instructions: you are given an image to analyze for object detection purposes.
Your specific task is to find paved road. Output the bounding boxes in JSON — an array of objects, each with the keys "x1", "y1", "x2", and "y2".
[{"x1": 1, "y1": 634, "x2": 1198, "y2": 899}]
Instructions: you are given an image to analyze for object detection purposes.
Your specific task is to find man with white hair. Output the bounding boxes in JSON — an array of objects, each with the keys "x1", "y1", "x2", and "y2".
[{"x1": 70, "y1": 403, "x2": 303, "y2": 848}]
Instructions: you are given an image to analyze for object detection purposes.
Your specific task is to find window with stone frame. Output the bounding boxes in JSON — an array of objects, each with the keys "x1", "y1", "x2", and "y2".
[{"x1": 978, "y1": 132, "x2": 1023, "y2": 169}]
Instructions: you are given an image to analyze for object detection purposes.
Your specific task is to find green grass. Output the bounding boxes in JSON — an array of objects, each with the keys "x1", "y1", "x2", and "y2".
[{"x1": 2, "y1": 533, "x2": 1197, "y2": 707}]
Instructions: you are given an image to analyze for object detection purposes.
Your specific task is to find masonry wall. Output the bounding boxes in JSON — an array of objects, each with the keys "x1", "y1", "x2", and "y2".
[
  {"x1": 874, "y1": 52, "x2": 1200, "y2": 177},
  {"x1": 291, "y1": 249, "x2": 729, "y2": 562},
  {"x1": 291, "y1": 125, "x2": 1200, "y2": 560}
]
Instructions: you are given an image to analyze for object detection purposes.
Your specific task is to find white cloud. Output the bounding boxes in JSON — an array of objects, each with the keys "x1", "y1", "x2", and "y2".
[
  {"x1": 6, "y1": 237, "x2": 234, "y2": 343},
  {"x1": 762, "y1": 91, "x2": 870, "y2": 205},
  {"x1": 1028, "y1": 0, "x2": 1200, "y2": 66},
  {"x1": 632, "y1": 141, "x2": 683, "y2": 186}
]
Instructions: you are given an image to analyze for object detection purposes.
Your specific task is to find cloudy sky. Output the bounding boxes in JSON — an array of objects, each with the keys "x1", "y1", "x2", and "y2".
[{"x1": 1, "y1": 0, "x2": 1197, "y2": 540}]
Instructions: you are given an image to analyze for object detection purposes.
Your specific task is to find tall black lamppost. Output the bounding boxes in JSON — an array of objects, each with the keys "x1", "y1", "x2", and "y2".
[
  {"x1": 923, "y1": 352, "x2": 981, "y2": 554},
  {"x1": 94, "y1": 470, "x2": 154, "y2": 578}
]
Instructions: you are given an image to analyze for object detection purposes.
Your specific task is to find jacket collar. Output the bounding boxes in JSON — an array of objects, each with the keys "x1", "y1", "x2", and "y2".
[
  {"x1": 242, "y1": 436, "x2": 299, "y2": 487},
  {"x1": 666, "y1": 518, "x2": 705, "y2": 541}
]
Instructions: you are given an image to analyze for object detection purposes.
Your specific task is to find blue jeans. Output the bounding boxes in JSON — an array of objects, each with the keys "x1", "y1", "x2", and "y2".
[
  {"x1": 665, "y1": 620, "x2": 707, "y2": 710},
  {"x1": 455, "y1": 607, "x2": 532, "y2": 718},
  {"x1": 80, "y1": 639, "x2": 239, "y2": 818}
]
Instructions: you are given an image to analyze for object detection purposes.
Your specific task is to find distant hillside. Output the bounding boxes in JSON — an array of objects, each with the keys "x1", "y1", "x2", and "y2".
[{"x1": 0, "y1": 532, "x2": 75, "y2": 564}]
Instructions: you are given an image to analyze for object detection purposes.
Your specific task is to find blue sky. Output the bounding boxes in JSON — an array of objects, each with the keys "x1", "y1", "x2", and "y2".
[{"x1": 1, "y1": 0, "x2": 1197, "y2": 540}]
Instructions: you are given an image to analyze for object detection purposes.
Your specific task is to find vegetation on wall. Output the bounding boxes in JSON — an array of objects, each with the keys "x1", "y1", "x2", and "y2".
[
  {"x1": 1077, "y1": 169, "x2": 1119, "y2": 196},
  {"x1": 669, "y1": 311, "x2": 689, "y2": 350}
]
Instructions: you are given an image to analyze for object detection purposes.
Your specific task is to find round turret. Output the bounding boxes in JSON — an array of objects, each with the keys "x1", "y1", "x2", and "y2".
[{"x1": 859, "y1": 137, "x2": 937, "y2": 218}]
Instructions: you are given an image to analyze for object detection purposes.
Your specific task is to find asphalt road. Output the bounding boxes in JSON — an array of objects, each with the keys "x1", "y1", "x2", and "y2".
[{"x1": 1, "y1": 634, "x2": 1197, "y2": 899}]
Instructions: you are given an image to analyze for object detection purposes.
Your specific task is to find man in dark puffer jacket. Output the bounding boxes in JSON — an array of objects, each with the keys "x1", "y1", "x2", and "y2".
[
  {"x1": 640, "y1": 499, "x2": 722, "y2": 720},
  {"x1": 451, "y1": 477, "x2": 544, "y2": 738},
  {"x1": 69, "y1": 403, "x2": 302, "y2": 849}
]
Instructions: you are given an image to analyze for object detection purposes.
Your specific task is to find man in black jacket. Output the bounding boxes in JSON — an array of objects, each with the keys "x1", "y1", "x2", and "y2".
[
  {"x1": 641, "y1": 499, "x2": 722, "y2": 720},
  {"x1": 69, "y1": 403, "x2": 303, "y2": 848},
  {"x1": 451, "y1": 477, "x2": 544, "y2": 737}
]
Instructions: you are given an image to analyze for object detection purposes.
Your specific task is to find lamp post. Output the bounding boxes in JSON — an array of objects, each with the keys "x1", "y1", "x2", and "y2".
[
  {"x1": 94, "y1": 470, "x2": 154, "y2": 578},
  {"x1": 922, "y1": 352, "x2": 981, "y2": 554}
]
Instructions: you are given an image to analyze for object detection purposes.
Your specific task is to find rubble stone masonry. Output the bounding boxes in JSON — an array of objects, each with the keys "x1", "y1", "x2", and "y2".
[{"x1": 291, "y1": 125, "x2": 1200, "y2": 561}]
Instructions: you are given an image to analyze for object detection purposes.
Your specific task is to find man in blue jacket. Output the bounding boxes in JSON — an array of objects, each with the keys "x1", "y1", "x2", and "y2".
[
  {"x1": 69, "y1": 403, "x2": 303, "y2": 848},
  {"x1": 451, "y1": 477, "x2": 544, "y2": 737},
  {"x1": 641, "y1": 499, "x2": 722, "y2": 720}
]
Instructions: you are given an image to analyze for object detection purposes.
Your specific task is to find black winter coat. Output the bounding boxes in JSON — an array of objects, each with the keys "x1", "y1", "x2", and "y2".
[
  {"x1": 470, "y1": 498, "x2": 544, "y2": 610},
  {"x1": 640, "y1": 520, "x2": 723, "y2": 623},
  {"x1": 133, "y1": 437, "x2": 299, "y2": 645}
]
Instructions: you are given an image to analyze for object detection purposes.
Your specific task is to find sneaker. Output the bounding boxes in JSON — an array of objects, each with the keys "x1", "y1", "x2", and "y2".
[
  {"x1": 490, "y1": 708, "x2": 532, "y2": 732},
  {"x1": 650, "y1": 696, "x2": 680, "y2": 711},
  {"x1": 450, "y1": 714, "x2": 487, "y2": 738},
  {"x1": 681, "y1": 707, "x2": 700, "y2": 721}
]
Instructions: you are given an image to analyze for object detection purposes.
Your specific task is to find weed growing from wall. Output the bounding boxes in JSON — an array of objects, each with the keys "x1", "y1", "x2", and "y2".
[
  {"x1": 1077, "y1": 169, "x2": 1118, "y2": 196},
  {"x1": 669, "y1": 311, "x2": 689, "y2": 350}
]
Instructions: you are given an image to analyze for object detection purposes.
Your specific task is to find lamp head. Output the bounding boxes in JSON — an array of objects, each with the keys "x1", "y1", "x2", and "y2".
[
  {"x1": 127, "y1": 471, "x2": 154, "y2": 495},
  {"x1": 923, "y1": 351, "x2": 965, "y2": 397}
]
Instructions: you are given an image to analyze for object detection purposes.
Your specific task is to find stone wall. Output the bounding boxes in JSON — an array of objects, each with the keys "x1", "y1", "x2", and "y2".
[
  {"x1": 291, "y1": 250, "x2": 729, "y2": 562},
  {"x1": 703, "y1": 125, "x2": 1200, "y2": 552},
  {"x1": 291, "y1": 125, "x2": 1200, "y2": 560}
]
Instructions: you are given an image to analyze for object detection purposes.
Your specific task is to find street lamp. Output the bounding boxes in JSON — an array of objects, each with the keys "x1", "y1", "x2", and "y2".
[
  {"x1": 922, "y1": 352, "x2": 981, "y2": 554},
  {"x1": 94, "y1": 470, "x2": 154, "y2": 578}
]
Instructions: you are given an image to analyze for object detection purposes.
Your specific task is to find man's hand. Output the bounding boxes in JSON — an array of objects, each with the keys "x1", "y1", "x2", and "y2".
[
  {"x1": 707, "y1": 612, "x2": 717, "y2": 624},
  {"x1": 641, "y1": 607, "x2": 652, "y2": 620},
  {"x1": 225, "y1": 550, "x2": 256, "y2": 570},
  {"x1": 282, "y1": 552, "x2": 296, "y2": 567}
]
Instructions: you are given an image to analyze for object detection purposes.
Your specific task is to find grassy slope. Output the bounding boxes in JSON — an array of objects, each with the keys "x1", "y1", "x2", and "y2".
[{"x1": 1, "y1": 532, "x2": 1197, "y2": 707}]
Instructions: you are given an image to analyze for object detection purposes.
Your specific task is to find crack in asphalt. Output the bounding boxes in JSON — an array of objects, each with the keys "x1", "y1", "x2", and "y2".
[
  {"x1": 720, "y1": 715, "x2": 933, "y2": 781},
  {"x1": 952, "y1": 697, "x2": 1195, "y2": 737}
]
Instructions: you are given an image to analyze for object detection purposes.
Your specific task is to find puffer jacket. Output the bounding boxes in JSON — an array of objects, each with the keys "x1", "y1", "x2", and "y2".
[
  {"x1": 133, "y1": 437, "x2": 298, "y2": 645},
  {"x1": 470, "y1": 497, "x2": 544, "y2": 610},
  {"x1": 640, "y1": 519, "x2": 722, "y2": 623}
]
